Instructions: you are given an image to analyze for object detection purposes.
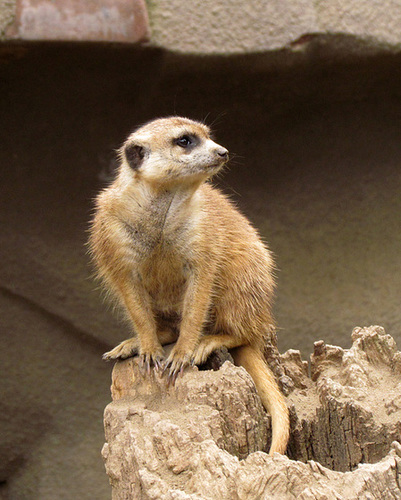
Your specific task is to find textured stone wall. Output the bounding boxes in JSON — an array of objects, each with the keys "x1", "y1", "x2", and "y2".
[
  {"x1": 148, "y1": 0, "x2": 401, "y2": 54},
  {"x1": 0, "y1": 0, "x2": 15, "y2": 39},
  {"x1": 2, "y1": 1, "x2": 401, "y2": 52},
  {"x1": 2, "y1": 41, "x2": 401, "y2": 498}
]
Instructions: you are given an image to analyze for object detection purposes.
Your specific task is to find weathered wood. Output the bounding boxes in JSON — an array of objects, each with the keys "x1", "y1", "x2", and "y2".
[
  {"x1": 286, "y1": 326, "x2": 401, "y2": 470},
  {"x1": 103, "y1": 326, "x2": 401, "y2": 499}
]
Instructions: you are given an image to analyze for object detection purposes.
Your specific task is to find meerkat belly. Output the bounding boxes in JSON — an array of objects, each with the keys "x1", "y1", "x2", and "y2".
[{"x1": 139, "y1": 244, "x2": 190, "y2": 313}]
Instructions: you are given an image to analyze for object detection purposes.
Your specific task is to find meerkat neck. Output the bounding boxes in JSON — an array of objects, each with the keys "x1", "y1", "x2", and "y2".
[
  {"x1": 144, "y1": 177, "x2": 204, "y2": 197},
  {"x1": 117, "y1": 175, "x2": 202, "y2": 240},
  {"x1": 121, "y1": 172, "x2": 203, "y2": 205}
]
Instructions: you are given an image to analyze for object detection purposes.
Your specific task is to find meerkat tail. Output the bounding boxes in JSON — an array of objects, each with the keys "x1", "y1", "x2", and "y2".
[{"x1": 231, "y1": 345, "x2": 290, "y2": 455}]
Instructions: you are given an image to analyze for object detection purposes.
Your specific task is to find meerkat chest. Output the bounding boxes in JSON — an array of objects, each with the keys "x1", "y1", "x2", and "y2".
[
  {"x1": 121, "y1": 191, "x2": 189, "y2": 254},
  {"x1": 128, "y1": 191, "x2": 200, "y2": 310},
  {"x1": 139, "y1": 228, "x2": 195, "y2": 312}
]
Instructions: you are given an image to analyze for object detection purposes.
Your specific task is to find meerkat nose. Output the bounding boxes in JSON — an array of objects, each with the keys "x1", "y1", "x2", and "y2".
[{"x1": 217, "y1": 147, "x2": 229, "y2": 159}]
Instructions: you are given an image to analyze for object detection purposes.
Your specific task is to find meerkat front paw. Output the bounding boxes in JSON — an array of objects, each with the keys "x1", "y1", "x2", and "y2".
[
  {"x1": 102, "y1": 337, "x2": 139, "y2": 361},
  {"x1": 138, "y1": 345, "x2": 164, "y2": 374},
  {"x1": 163, "y1": 346, "x2": 194, "y2": 384}
]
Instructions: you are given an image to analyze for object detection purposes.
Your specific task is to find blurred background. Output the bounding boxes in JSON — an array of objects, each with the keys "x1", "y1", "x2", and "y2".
[{"x1": 1, "y1": 0, "x2": 401, "y2": 498}]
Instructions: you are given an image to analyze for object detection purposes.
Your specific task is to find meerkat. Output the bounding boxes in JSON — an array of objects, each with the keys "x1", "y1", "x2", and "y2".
[{"x1": 89, "y1": 116, "x2": 290, "y2": 455}]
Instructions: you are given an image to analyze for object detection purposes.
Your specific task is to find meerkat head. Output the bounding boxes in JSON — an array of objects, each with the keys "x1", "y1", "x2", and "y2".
[{"x1": 119, "y1": 117, "x2": 229, "y2": 186}]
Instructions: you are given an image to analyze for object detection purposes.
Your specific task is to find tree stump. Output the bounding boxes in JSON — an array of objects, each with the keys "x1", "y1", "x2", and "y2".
[{"x1": 102, "y1": 326, "x2": 401, "y2": 499}]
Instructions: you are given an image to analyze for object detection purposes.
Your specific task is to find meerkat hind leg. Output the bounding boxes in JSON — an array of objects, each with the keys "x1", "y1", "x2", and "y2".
[
  {"x1": 192, "y1": 334, "x2": 245, "y2": 366},
  {"x1": 103, "y1": 337, "x2": 139, "y2": 361},
  {"x1": 164, "y1": 334, "x2": 243, "y2": 383}
]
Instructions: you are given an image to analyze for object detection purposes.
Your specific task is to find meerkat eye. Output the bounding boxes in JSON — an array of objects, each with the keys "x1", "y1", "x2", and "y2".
[
  {"x1": 175, "y1": 135, "x2": 192, "y2": 148},
  {"x1": 174, "y1": 134, "x2": 197, "y2": 148}
]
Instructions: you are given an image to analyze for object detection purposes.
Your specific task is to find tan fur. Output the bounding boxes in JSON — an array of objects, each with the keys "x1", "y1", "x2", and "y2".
[{"x1": 89, "y1": 117, "x2": 289, "y2": 454}]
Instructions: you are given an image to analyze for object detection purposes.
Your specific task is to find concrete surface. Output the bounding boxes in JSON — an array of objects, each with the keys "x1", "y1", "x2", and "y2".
[
  {"x1": 1, "y1": 42, "x2": 401, "y2": 498},
  {"x1": 148, "y1": 0, "x2": 401, "y2": 54}
]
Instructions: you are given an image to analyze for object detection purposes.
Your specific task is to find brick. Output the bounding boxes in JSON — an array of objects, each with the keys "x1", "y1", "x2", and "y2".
[{"x1": 6, "y1": 0, "x2": 150, "y2": 42}]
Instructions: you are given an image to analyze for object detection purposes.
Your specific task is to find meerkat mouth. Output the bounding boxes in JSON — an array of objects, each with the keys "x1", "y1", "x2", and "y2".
[
  {"x1": 211, "y1": 160, "x2": 228, "y2": 170},
  {"x1": 205, "y1": 164, "x2": 224, "y2": 174},
  {"x1": 185, "y1": 162, "x2": 224, "y2": 175},
  {"x1": 210, "y1": 158, "x2": 228, "y2": 169}
]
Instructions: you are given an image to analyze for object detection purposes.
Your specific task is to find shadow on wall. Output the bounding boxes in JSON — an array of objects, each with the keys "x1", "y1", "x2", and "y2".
[{"x1": 0, "y1": 42, "x2": 400, "y2": 498}]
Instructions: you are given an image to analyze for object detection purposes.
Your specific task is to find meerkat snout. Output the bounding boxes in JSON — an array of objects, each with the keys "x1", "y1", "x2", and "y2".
[
  {"x1": 204, "y1": 140, "x2": 229, "y2": 167},
  {"x1": 209, "y1": 143, "x2": 229, "y2": 167},
  {"x1": 216, "y1": 146, "x2": 228, "y2": 158}
]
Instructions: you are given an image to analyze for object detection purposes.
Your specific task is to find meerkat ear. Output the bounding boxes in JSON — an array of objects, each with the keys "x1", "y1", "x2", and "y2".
[{"x1": 124, "y1": 142, "x2": 146, "y2": 170}]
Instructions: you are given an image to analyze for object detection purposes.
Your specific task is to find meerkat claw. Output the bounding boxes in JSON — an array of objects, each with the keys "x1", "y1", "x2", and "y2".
[
  {"x1": 137, "y1": 353, "x2": 164, "y2": 376},
  {"x1": 138, "y1": 355, "x2": 145, "y2": 373},
  {"x1": 167, "y1": 370, "x2": 177, "y2": 386},
  {"x1": 171, "y1": 365, "x2": 186, "y2": 385},
  {"x1": 154, "y1": 357, "x2": 162, "y2": 372},
  {"x1": 164, "y1": 358, "x2": 190, "y2": 385}
]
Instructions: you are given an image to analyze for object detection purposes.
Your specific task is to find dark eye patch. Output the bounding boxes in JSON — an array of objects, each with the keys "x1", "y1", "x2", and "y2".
[{"x1": 173, "y1": 133, "x2": 199, "y2": 149}]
